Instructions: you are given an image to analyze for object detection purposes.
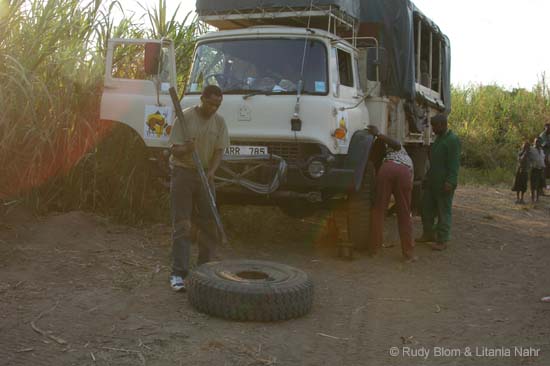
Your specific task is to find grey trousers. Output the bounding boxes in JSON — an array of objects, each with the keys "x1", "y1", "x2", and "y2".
[{"x1": 170, "y1": 166, "x2": 218, "y2": 277}]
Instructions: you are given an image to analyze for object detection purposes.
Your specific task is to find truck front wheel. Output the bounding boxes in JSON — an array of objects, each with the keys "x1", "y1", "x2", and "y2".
[{"x1": 347, "y1": 161, "x2": 376, "y2": 251}]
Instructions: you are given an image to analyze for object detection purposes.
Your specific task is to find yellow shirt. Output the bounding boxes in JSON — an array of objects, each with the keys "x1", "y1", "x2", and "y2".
[{"x1": 168, "y1": 106, "x2": 230, "y2": 169}]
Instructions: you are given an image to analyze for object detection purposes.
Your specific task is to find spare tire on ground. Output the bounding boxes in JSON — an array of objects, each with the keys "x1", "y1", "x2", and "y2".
[{"x1": 187, "y1": 260, "x2": 314, "y2": 321}]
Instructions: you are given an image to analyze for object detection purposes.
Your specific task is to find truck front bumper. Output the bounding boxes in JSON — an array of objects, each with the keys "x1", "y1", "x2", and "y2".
[{"x1": 216, "y1": 156, "x2": 355, "y2": 205}]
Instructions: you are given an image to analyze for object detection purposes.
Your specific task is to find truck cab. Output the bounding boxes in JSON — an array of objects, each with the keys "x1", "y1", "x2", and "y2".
[
  {"x1": 99, "y1": 0, "x2": 451, "y2": 249},
  {"x1": 181, "y1": 27, "x2": 370, "y2": 205}
]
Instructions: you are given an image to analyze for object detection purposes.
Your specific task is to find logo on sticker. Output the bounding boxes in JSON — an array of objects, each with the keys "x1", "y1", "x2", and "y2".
[
  {"x1": 144, "y1": 105, "x2": 173, "y2": 140},
  {"x1": 339, "y1": 117, "x2": 347, "y2": 131}
]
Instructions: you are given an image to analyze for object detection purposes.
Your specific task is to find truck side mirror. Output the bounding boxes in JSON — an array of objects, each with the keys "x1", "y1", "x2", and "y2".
[{"x1": 144, "y1": 43, "x2": 161, "y2": 75}]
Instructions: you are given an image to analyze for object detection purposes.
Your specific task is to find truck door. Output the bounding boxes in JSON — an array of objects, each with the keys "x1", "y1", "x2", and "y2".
[
  {"x1": 99, "y1": 39, "x2": 177, "y2": 148},
  {"x1": 332, "y1": 46, "x2": 368, "y2": 152}
]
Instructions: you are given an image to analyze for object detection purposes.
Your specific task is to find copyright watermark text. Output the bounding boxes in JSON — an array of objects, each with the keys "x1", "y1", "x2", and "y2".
[{"x1": 389, "y1": 346, "x2": 540, "y2": 359}]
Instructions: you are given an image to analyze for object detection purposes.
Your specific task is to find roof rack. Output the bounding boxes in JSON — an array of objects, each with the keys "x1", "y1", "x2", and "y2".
[{"x1": 198, "y1": 5, "x2": 358, "y2": 40}]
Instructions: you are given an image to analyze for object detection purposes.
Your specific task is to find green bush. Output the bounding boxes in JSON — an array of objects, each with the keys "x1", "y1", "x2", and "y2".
[
  {"x1": 458, "y1": 167, "x2": 513, "y2": 187},
  {"x1": 450, "y1": 81, "x2": 550, "y2": 176}
]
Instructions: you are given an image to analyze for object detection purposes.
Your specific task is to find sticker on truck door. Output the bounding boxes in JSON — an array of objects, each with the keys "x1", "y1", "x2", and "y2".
[
  {"x1": 144, "y1": 105, "x2": 173, "y2": 140},
  {"x1": 336, "y1": 110, "x2": 349, "y2": 147}
]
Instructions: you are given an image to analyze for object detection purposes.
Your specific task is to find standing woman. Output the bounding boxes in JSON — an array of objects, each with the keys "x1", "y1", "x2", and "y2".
[
  {"x1": 368, "y1": 125, "x2": 417, "y2": 263},
  {"x1": 529, "y1": 137, "x2": 546, "y2": 203},
  {"x1": 511, "y1": 141, "x2": 531, "y2": 204},
  {"x1": 538, "y1": 123, "x2": 550, "y2": 191}
]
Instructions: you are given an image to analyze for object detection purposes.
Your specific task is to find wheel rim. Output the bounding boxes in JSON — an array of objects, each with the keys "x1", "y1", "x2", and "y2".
[{"x1": 208, "y1": 261, "x2": 296, "y2": 285}]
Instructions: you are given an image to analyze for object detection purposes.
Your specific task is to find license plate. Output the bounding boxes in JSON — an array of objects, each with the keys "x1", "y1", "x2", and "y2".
[{"x1": 224, "y1": 145, "x2": 268, "y2": 156}]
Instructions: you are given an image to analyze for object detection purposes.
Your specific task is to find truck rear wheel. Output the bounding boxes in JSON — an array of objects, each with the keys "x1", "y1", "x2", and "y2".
[{"x1": 347, "y1": 161, "x2": 375, "y2": 250}]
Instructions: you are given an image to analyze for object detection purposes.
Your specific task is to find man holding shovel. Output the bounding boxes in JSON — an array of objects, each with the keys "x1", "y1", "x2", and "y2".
[{"x1": 168, "y1": 85, "x2": 230, "y2": 291}]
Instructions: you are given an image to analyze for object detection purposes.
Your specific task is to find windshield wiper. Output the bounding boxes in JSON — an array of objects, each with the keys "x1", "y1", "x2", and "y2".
[{"x1": 242, "y1": 90, "x2": 274, "y2": 100}]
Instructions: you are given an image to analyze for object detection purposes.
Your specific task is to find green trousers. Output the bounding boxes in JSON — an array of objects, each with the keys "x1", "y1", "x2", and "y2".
[{"x1": 421, "y1": 188, "x2": 454, "y2": 243}]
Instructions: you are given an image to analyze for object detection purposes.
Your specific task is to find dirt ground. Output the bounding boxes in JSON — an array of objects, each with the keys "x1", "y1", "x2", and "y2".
[{"x1": 1, "y1": 185, "x2": 549, "y2": 366}]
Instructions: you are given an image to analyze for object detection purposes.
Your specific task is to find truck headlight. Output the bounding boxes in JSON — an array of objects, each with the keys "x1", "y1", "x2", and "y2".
[{"x1": 307, "y1": 160, "x2": 326, "y2": 179}]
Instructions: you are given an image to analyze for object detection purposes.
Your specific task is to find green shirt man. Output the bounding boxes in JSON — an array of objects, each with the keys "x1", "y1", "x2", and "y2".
[{"x1": 416, "y1": 113, "x2": 461, "y2": 251}]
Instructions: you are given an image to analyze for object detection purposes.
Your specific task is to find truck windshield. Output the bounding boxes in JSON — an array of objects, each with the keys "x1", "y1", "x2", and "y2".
[{"x1": 186, "y1": 38, "x2": 328, "y2": 95}]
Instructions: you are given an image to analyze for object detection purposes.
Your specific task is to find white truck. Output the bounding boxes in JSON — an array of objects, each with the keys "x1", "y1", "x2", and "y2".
[{"x1": 100, "y1": 0, "x2": 451, "y2": 249}]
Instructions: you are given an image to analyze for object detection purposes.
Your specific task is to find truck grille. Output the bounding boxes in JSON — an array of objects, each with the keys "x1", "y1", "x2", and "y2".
[{"x1": 231, "y1": 141, "x2": 321, "y2": 164}]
